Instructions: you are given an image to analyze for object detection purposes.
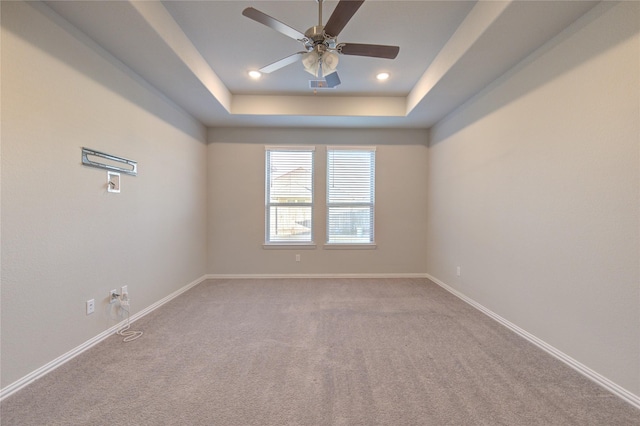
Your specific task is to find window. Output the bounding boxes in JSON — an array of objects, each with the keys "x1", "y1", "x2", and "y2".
[
  {"x1": 265, "y1": 147, "x2": 314, "y2": 244},
  {"x1": 326, "y1": 147, "x2": 375, "y2": 244}
]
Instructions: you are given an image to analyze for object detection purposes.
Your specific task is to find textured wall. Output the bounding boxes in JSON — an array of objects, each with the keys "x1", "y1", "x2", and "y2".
[
  {"x1": 426, "y1": 2, "x2": 639, "y2": 394},
  {"x1": 207, "y1": 128, "x2": 429, "y2": 275},
  {"x1": 1, "y1": 2, "x2": 208, "y2": 387}
]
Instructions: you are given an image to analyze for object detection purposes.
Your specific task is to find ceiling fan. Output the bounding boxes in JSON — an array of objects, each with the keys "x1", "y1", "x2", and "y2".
[{"x1": 242, "y1": 0, "x2": 400, "y2": 88}]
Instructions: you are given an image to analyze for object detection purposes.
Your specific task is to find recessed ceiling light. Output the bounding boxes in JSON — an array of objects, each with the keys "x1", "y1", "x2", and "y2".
[
  {"x1": 376, "y1": 72, "x2": 390, "y2": 81},
  {"x1": 248, "y1": 70, "x2": 262, "y2": 79}
]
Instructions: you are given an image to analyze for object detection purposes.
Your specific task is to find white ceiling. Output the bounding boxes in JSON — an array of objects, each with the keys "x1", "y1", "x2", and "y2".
[{"x1": 44, "y1": 0, "x2": 598, "y2": 129}]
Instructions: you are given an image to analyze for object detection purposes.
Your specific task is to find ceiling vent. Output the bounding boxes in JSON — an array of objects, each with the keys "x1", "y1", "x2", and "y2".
[{"x1": 309, "y1": 80, "x2": 335, "y2": 89}]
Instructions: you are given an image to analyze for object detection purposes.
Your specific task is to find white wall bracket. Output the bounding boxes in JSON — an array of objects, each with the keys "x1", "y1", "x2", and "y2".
[{"x1": 82, "y1": 147, "x2": 137, "y2": 176}]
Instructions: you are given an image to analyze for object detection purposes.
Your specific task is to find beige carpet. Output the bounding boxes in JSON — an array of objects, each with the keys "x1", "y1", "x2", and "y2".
[{"x1": 2, "y1": 278, "x2": 638, "y2": 425}]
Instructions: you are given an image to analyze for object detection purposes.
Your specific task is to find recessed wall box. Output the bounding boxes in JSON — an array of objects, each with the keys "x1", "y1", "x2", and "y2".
[{"x1": 107, "y1": 171, "x2": 120, "y2": 193}]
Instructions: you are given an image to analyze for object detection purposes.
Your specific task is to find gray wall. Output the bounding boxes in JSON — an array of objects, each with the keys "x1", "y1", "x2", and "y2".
[
  {"x1": 1, "y1": 2, "x2": 208, "y2": 388},
  {"x1": 426, "y1": 2, "x2": 639, "y2": 395},
  {"x1": 207, "y1": 128, "x2": 429, "y2": 275}
]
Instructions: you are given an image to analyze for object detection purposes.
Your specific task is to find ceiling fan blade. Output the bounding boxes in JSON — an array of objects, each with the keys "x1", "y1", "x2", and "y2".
[
  {"x1": 259, "y1": 52, "x2": 306, "y2": 74},
  {"x1": 339, "y1": 43, "x2": 399, "y2": 59},
  {"x1": 242, "y1": 7, "x2": 307, "y2": 41},
  {"x1": 324, "y1": 72, "x2": 341, "y2": 88},
  {"x1": 323, "y1": 0, "x2": 365, "y2": 37}
]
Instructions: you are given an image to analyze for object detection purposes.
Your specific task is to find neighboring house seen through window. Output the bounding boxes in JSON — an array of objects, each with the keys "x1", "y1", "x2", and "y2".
[{"x1": 265, "y1": 147, "x2": 314, "y2": 244}]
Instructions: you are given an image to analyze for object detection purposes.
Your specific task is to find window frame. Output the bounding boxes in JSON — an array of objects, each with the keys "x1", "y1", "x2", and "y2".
[
  {"x1": 264, "y1": 146, "x2": 316, "y2": 248},
  {"x1": 325, "y1": 146, "x2": 376, "y2": 248}
]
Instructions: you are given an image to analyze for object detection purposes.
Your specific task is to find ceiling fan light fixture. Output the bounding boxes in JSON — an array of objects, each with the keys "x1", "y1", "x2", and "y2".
[
  {"x1": 248, "y1": 70, "x2": 262, "y2": 79},
  {"x1": 321, "y1": 51, "x2": 339, "y2": 76},
  {"x1": 302, "y1": 51, "x2": 321, "y2": 77},
  {"x1": 376, "y1": 72, "x2": 390, "y2": 81}
]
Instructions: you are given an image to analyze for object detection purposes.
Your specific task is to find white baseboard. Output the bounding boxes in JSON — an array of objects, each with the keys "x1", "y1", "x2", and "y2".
[
  {"x1": 0, "y1": 274, "x2": 208, "y2": 401},
  {"x1": 206, "y1": 273, "x2": 430, "y2": 280},
  {"x1": 425, "y1": 273, "x2": 640, "y2": 410}
]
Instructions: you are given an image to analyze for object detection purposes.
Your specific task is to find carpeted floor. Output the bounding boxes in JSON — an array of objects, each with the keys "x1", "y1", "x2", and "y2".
[{"x1": 1, "y1": 278, "x2": 639, "y2": 425}]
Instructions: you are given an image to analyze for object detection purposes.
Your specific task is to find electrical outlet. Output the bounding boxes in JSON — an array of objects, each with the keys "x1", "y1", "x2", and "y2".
[
  {"x1": 295, "y1": 254, "x2": 301, "y2": 262},
  {"x1": 109, "y1": 289, "x2": 118, "y2": 304},
  {"x1": 456, "y1": 266, "x2": 461, "y2": 277},
  {"x1": 86, "y1": 299, "x2": 95, "y2": 315}
]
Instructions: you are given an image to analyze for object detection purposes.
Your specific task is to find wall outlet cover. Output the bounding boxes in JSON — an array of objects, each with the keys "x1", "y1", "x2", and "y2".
[
  {"x1": 107, "y1": 171, "x2": 121, "y2": 193},
  {"x1": 86, "y1": 299, "x2": 95, "y2": 315}
]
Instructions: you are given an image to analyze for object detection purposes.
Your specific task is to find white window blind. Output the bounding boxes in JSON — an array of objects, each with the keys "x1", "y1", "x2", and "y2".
[
  {"x1": 326, "y1": 147, "x2": 375, "y2": 244},
  {"x1": 265, "y1": 147, "x2": 314, "y2": 244}
]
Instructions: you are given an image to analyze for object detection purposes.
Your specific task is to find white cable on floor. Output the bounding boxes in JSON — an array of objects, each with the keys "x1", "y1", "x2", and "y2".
[{"x1": 116, "y1": 294, "x2": 143, "y2": 342}]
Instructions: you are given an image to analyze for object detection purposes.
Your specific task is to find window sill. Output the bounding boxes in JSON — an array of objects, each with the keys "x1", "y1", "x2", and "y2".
[
  {"x1": 323, "y1": 244, "x2": 377, "y2": 250},
  {"x1": 263, "y1": 243, "x2": 317, "y2": 250}
]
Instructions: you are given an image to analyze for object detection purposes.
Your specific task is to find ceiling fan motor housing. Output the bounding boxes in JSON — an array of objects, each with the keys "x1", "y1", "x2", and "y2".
[{"x1": 304, "y1": 25, "x2": 337, "y2": 52}]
